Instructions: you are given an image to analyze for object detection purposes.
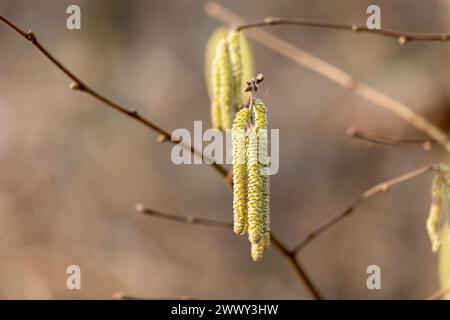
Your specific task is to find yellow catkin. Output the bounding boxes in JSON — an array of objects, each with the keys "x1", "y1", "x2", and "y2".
[
  {"x1": 211, "y1": 54, "x2": 222, "y2": 130},
  {"x1": 216, "y1": 40, "x2": 233, "y2": 130},
  {"x1": 427, "y1": 175, "x2": 444, "y2": 252},
  {"x1": 232, "y1": 108, "x2": 250, "y2": 235},
  {"x1": 251, "y1": 232, "x2": 271, "y2": 262},
  {"x1": 247, "y1": 126, "x2": 264, "y2": 244},
  {"x1": 228, "y1": 31, "x2": 243, "y2": 110},
  {"x1": 254, "y1": 101, "x2": 270, "y2": 240}
]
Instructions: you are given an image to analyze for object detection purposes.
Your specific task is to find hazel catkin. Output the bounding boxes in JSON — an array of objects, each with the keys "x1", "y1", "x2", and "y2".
[
  {"x1": 228, "y1": 31, "x2": 243, "y2": 110},
  {"x1": 211, "y1": 52, "x2": 222, "y2": 130},
  {"x1": 427, "y1": 174, "x2": 444, "y2": 252},
  {"x1": 254, "y1": 101, "x2": 270, "y2": 238},
  {"x1": 216, "y1": 40, "x2": 233, "y2": 130},
  {"x1": 232, "y1": 108, "x2": 250, "y2": 235},
  {"x1": 247, "y1": 126, "x2": 264, "y2": 244}
]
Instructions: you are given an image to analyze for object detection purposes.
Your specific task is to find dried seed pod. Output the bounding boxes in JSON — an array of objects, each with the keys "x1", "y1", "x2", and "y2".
[
  {"x1": 232, "y1": 108, "x2": 250, "y2": 235},
  {"x1": 247, "y1": 126, "x2": 264, "y2": 244},
  {"x1": 427, "y1": 174, "x2": 444, "y2": 252},
  {"x1": 228, "y1": 31, "x2": 243, "y2": 110},
  {"x1": 216, "y1": 40, "x2": 233, "y2": 130},
  {"x1": 210, "y1": 54, "x2": 222, "y2": 130}
]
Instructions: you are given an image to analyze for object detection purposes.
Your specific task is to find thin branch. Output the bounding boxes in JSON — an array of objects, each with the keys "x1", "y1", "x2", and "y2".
[
  {"x1": 136, "y1": 204, "x2": 323, "y2": 300},
  {"x1": 0, "y1": 13, "x2": 229, "y2": 182},
  {"x1": 0, "y1": 12, "x2": 320, "y2": 300},
  {"x1": 346, "y1": 126, "x2": 436, "y2": 150},
  {"x1": 236, "y1": 16, "x2": 450, "y2": 44},
  {"x1": 291, "y1": 164, "x2": 439, "y2": 254},
  {"x1": 113, "y1": 292, "x2": 198, "y2": 300},
  {"x1": 205, "y1": 2, "x2": 450, "y2": 153}
]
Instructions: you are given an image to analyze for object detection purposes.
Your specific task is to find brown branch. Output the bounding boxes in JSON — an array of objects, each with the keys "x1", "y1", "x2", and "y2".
[
  {"x1": 236, "y1": 17, "x2": 450, "y2": 44},
  {"x1": 291, "y1": 164, "x2": 439, "y2": 254},
  {"x1": 0, "y1": 11, "x2": 320, "y2": 300},
  {"x1": 113, "y1": 292, "x2": 198, "y2": 300},
  {"x1": 0, "y1": 13, "x2": 229, "y2": 182},
  {"x1": 346, "y1": 126, "x2": 436, "y2": 150},
  {"x1": 205, "y1": 2, "x2": 450, "y2": 153},
  {"x1": 136, "y1": 204, "x2": 322, "y2": 300}
]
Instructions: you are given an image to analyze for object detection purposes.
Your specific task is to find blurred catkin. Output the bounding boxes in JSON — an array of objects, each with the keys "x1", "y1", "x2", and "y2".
[
  {"x1": 228, "y1": 31, "x2": 243, "y2": 110},
  {"x1": 427, "y1": 174, "x2": 444, "y2": 252},
  {"x1": 211, "y1": 52, "x2": 222, "y2": 130},
  {"x1": 216, "y1": 40, "x2": 233, "y2": 130}
]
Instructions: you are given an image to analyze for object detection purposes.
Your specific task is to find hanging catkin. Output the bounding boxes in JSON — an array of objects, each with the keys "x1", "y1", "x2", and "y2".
[
  {"x1": 254, "y1": 101, "x2": 270, "y2": 238},
  {"x1": 228, "y1": 31, "x2": 243, "y2": 110},
  {"x1": 427, "y1": 174, "x2": 444, "y2": 252},
  {"x1": 247, "y1": 126, "x2": 264, "y2": 244},
  {"x1": 215, "y1": 40, "x2": 233, "y2": 130},
  {"x1": 211, "y1": 51, "x2": 222, "y2": 130},
  {"x1": 232, "y1": 108, "x2": 250, "y2": 235}
]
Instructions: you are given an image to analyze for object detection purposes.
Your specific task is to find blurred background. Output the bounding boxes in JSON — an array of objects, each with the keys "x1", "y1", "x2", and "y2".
[{"x1": 1, "y1": 0, "x2": 450, "y2": 299}]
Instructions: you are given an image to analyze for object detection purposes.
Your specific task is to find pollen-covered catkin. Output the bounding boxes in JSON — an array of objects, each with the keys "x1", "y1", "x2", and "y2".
[
  {"x1": 427, "y1": 174, "x2": 444, "y2": 252},
  {"x1": 216, "y1": 40, "x2": 233, "y2": 130},
  {"x1": 228, "y1": 31, "x2": 243, "y2": 110},
  {"x1": 247, "y1": 126, "x2": 264, "y2": 244},
  {"x1": 254, "y1": 101, "x2": 270, "y2": 238},
  {"x1": 211, "y1": 54, "x2": 222, "y2": 130},
  {"x1": 251, "y1": 232, "x2": 271, "y2": 262},
  {"x1": 232, "y1": 108, "x2": 250, "y2": 235}
]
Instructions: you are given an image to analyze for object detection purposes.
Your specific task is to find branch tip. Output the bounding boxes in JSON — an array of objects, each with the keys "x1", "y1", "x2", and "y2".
[{"x1": 135, "y1": 203, "x2": 145, "y2": 213}]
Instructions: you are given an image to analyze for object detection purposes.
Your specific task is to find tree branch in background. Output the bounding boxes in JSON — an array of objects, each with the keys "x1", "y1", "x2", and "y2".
[
  {"x1": 291, "y1": 164, "x2": 439, "y2": 254},
  {"x1": 136, "y1": 204, "x2": 323, "y2": 300},
  {"x1": 236, "y1": 16, "x2": 450, "y2": 44},
  {"x1": 205, "y1": 2, "x2": 450, "y2": 153},
  {"x1": 346, "y1": 126, "x2": 436, "y2": 150},
  {"x1": 0, "y1": 13, "x2": 229, "y2": 182}
]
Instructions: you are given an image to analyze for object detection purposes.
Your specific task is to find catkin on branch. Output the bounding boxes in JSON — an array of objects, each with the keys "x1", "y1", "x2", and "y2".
[
  {"x1": 247, "y1": 126, "x2": 264, "y2": 244},
  {"x1": 216, "y1": 40, "x2": 233, "y2": 130},
  {"x1": 228, "y1": 31, "x2": 243, "y2": 110},
  {"x1": 232, "y1": 108, "x2": 250, "y2": 234}
]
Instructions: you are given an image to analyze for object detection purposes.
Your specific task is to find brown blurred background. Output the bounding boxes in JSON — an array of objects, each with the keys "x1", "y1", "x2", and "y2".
[{"x1": 1, "y1": 0, "x2": 450, "y2": 299}]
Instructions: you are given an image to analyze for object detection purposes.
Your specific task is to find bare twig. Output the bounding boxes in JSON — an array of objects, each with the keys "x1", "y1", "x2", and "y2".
[
  {"x1": 0, "y1": 12, "x2": 321, "y2": 300},
  {"x1": 205, "y1": 2, "x2": 450, "y2": 153},
  {"x1": 291, "y1": 164, "x2": 439, "y2": 254},
  {"x1": 236, "y1": 16, "x2": 450, "y2": 44},
  {"x1": 0, "y1": 13, "x2": 229, "y2": 182},
  {"x1": 113, "y1": 292, "x2": 199, "y2": 300},
  {"x1": 346, "y1": 126, "x2": 436, "y2": 150},
  {"x1": 136, "y1": 204, "x2": 322, "y2": 300}
]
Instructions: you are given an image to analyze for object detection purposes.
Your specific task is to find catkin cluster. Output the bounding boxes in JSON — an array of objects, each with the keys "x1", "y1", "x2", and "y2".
[
  {"x1": 210, "y1": 31, "x2": 246, "y2": 130},
  {"x1": 427, "y1": 165, "x2": 450, "y2": 253},
  {"x1": 232, "y1": 100, "x2": 270, "y2": 261}
]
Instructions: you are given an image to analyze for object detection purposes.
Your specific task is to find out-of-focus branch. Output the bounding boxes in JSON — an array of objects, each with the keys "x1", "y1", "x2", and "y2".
[
  {"x1": 136, "y1": 204, "x2": 322, "y2": 300},
  {"x1": 291, "y1": 164, "x2": 439, "y2": 254},
  {"x1": 236, "y1": 17, "x2": 450, "y2": 44},
  {"x1": 346, "y1": 126, "x2": 436, "y2": 150},
  {"x1": 113, "y1": 292, "x2": 198, "y2": 300},
  {"x1": 205, "y1": 2, "x2": 450, "y2": 153},
  {"x1": 0, "y1": 13, "x2": 229, "y2": 182}
]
